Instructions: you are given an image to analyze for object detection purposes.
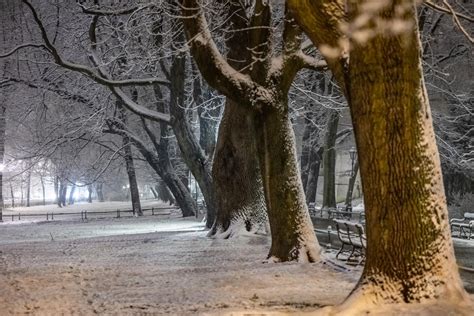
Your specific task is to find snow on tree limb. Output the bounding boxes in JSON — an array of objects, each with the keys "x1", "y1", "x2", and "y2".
[
  {"x1": 180, "y1": 0, "x2": 272, "y2": 109},
  {"x1": 21, "y1": 0, "x2": 169, "y2": 88},
  {"x1": 0, "y1": 43, "x2": 48, "y2": 58}
]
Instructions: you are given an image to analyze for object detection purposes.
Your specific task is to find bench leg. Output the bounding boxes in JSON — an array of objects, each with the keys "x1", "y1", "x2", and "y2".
[{"x1": 336, "y1": 244, "x2": 350, "y2": 260}]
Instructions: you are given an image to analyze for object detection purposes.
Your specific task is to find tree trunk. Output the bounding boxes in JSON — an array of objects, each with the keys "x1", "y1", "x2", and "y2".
[
  {"x1": 60, "y1": 182, "x2": 67, "y2": 207},
  {"x1": 95, "y1": 183, "x2": 104, "y2": 202},
  {"x1": 128, "y1": 123, "x2": 197, "y2": 218},
  {"x1": 208, "y1": 0, "x2": 267, "y2": 238},
  {"x1": 150, "y1": 185, "x2": 158, "y2": 199},
  {"x1": 122, "y1": 133, "x2": 142, "y2": 216},
  {"x1": 87, "y1": 185, "x2": 93, "y2": 203},
  {"x1": 54, "y1": 176, "x2": 59, "y2": 206},
  {"x1": 288, "y1": 0, "x2": 469, "y2": 307},
  {"x1": 254, "y1": 102, "x2": 320, "y2": 262},
  {"x1": 26, "y1": 172, "x2": 31, "y2": 207},
  {"x1": 345, "y1": 158, "x2": 359, "y2": 209},
  {"x1": 209, "y1": 100, "x2": 267, "y2": 238},
  {"x1": 0, "y1": 106, "x2": 4, "y2": 221},
  {"x1": 322, "y1": 110, "x2": 339, "y2": 210},
  {"x1": 40, "y1": 176, "x2": 46, "y2": 206},
  {"x1": 346, "y1": 3, "x2": 467, "y2": 303},
  {"x1": 10, "y1": 181, "x2": 14, "y2": 208},
  {"x1": 305, "y1": 147, "x2": 324, "y2": 204},
  {"x1": 68, "y1": 182, "x2": 76, "y2": 205},
  {"x1": 168, "y1": 53, "x2": 216, "y2": 226}
]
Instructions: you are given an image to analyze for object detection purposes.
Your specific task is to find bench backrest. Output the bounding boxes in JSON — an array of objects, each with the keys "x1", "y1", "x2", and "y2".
[{"x1": 465, "y1": 213, "x2": 474, "y2": 219}]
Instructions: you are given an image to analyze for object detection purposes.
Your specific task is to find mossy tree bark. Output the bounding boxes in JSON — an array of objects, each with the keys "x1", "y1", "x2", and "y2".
[
  {"x1": 181, "y1": 0, "x2": 326, "y2": 261},
  {"x1": 288, "y1": 0, "x2": 469, "y2": 308}
]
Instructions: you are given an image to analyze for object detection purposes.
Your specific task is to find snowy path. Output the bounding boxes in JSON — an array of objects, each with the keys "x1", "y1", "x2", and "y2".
[{"x1": 0, "y1": 216, "x2": 359, "y2": 315}]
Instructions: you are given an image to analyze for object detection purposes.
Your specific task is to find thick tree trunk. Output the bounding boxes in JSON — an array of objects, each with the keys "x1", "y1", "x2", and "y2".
[
  {"x1": 288, "y1": 0, "x2": 469, "y2": 308},
  {"x1": 208, "y1": 0, "x2": 267, "y2": 238},
  {"x1": 346, "y1": 3, "x2": 467, "y2": 304},
  {"x1": 129, "y1": 125, "x2": 197, "y2": 218},
  {"x1": 322, "y1": 110, "x2": 339, "y2": 210},
  {"x1": 157, "y1": 182, "x2": 175, "y2": 205},
  {"x1": 305, "y1": 147, "x2": 324, "y2": 204},
  {"x1": 255, "y1": 101, "x2": 320, "y2": 262},
  {"x1": 209, "y1": 100, "x2": 267, "y2": 238},
  {"x1": 300, "y1": 116, "x2": 313, "y2": 192}
]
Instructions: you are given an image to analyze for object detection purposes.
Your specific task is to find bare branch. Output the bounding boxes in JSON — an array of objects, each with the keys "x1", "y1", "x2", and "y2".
[
  {"x1": 86, "y1": 13, "x2": 171, "y2": 124},
  {"x1": 440, "y1": 0, "x2": 474, "y2": 43},
  {"x1": 424, "y1": 1, "x2": 474, "y2": 23},
  {"x1": 21, "y1": 0, "x2": 169, "y2": 87},
  {"x1": 0, "y1": 43, "x2": 48, "y2": 58},
  {"x1": 78, "y1": 3, "x2": 140, "y2": 16},
  {"x1": 180, "y1": 0, "x2": 272, "y2": 109}
]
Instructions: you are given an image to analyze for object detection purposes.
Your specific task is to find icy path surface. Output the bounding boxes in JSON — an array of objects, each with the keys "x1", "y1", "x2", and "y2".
[{"x1": 0, "y1": 216, "x2": 358, "y2": 315}]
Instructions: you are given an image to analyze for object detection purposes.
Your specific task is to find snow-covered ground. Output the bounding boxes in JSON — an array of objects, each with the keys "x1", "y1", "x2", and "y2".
[
  {"x1": 1, "y1": 202, "x2": 472, "y2": 315},
  {"x1": 0, "y1": 213, "x2": 360, "y2": 315}
]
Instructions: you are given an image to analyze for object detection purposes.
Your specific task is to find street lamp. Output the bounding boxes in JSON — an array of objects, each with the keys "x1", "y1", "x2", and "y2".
[{"x1": 346, "y1": 147, "x2": 357, "y2": 213}]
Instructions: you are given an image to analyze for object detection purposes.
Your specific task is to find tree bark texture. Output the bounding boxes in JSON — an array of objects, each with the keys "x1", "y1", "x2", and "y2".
[
  {"x1": 255, "y1": 101, "x2": 319, "y2": 262},
  {"x1": 322, "y1": 110, "x2": 339, "y2": 210},
  {"x1": 208, "y1": 0, "x2": 267, "y2": 238},
  {"x1": 288, "y1": 0, "x2": 468, "y2": 307},
  {"x1": 181, "y1": 0, "x2": 322, "y2": 261},
  {"x1": 209, "y1": 100, "x2": 267, "y2": 238}
]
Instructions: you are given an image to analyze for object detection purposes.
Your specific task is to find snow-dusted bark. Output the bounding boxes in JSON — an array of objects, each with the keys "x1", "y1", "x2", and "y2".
[
  {"x1": 208, "y1": 0, "x2": 267, "y2": 239},
  {"x1": 288, "y1": 0, "x2": 470, "y2": 310},
  {"x1": 181, "y1": 0, "x2": 325, "y2": 261},
  {"x1": 209, "y1": 100, "x2": 268, "y2": 239}
]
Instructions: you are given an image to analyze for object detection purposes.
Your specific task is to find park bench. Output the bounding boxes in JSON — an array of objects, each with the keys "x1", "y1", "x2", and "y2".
[
  {"x1": 334, "y1": 219, "x2": 366, "y2": 265},
  {"x1": 450, "y1": 212, "x2": 474, "y2": 239}
]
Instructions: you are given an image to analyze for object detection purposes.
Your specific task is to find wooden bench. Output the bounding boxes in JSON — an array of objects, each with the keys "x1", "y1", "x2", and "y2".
[
  {"x1": 450, "y1": 212, "x2": 474, "y2": 239},
  {"x1": 334, "y1": 219, "x2": 366, "y2": 265}
]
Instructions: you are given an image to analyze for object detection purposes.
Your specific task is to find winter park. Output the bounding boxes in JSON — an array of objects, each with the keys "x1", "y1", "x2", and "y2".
[{"x1": 0, "y1": 0, "x2": 473, "y2": 315}]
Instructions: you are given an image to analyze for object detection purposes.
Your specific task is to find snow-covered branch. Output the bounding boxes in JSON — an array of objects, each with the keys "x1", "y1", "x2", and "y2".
[
  {"x1": 0, "y1": 43, "x2": 48, "y2": 58},
  {"x1": 180, "y1": 0, "x2": 272, "y2": 108},
  {"x1": 21, "y1": 0, "x2": 169, "y2": 87}
]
